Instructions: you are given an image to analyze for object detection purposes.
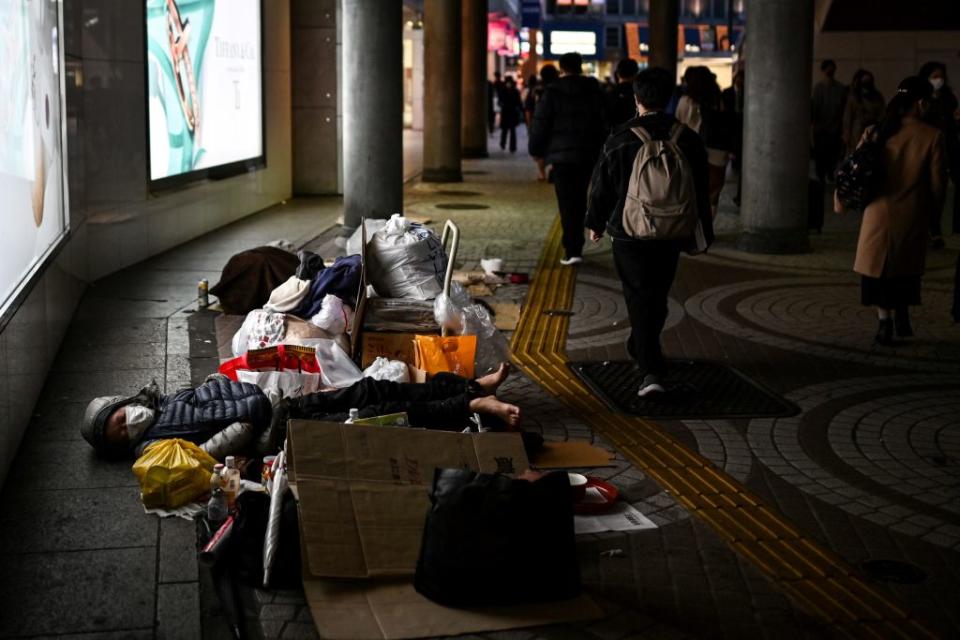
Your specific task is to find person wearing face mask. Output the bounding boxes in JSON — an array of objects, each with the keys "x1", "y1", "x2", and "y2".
[
  {"x1": 80, "y1": 364, "x2": 524, "y2": 460},
  {"x1": 917, "y1": 61, "x2": 960, "y2": 247},
  {"x1": 842, "y1": 69, "x2": 885, "y2": 157},
  {"x1": 80, "y1": 377, "x2": 273, "y2": 460},
  {"x1": 853, "y1": 76, "x2": 947, "y2": 345}
]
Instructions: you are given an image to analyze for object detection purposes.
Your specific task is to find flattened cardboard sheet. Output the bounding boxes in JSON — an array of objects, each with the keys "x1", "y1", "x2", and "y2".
[
  {"x1": 303, "y1": 578, "x2": 602, "y2": 640},
  {"x1": 531, "y1": 441, "x2": 617, "y2": 469},
  {"x1": 288, "y1": 420, "x2": 531, "y2": 579}
]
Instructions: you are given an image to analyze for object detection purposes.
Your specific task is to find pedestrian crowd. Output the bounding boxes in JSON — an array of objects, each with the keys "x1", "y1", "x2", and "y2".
[{"x1": 506, "y1": 52, "x2": 958, "y2": 398}]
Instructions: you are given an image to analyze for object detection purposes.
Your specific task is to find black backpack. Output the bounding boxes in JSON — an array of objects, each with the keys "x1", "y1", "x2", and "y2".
[{"x1": 835, "y1": 127, "x2": 885, "y2": 210}]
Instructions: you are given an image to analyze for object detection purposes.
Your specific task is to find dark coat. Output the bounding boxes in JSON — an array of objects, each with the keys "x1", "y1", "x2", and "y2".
[
  {"x1": 606, "y1": 82, "x2": 637, "y2": 130},
  {"x1": 855, "y1": 117, "x2": 947, "y2": 278},
  {"x1": 291, "y1": 254, "x2": 362, "y2": 319},
  {"x1": 528, "y1": 75, "x2": 607, "y2": 166},
  {"x1": 585, "y1": 112, "x2": 714, "y2": 249},
  {"x1": 499, "y1": 86, "x2": 523, "y2": 128},
  {"x1": 210, "y1": 246, "x2": 299, "y2": 315},
  {"x1": 137, "y1": 377, "x2": 272, "y2": 455}
]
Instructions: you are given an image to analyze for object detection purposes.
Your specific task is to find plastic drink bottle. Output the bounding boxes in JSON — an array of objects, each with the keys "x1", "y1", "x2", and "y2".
[
  {"x1": 207, "y1": 488, "x2": 228, "y2": 525},
  {"x1": 222, "y1": 456, "x2": 241, "y2": 511}
]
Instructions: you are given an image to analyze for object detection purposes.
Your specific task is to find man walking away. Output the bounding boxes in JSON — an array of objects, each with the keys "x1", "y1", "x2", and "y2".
[
  {"x1": 811, "y1": 59, "x2": 848, "y2": 183},
  {"x1": 586, "y1": 67, "x2": 714, "y2": 397},
  {"x1": 499, "y1": 76, "x2": 523, "y2": 153},
  {"x1": 529, "y1": 52, "x2": 608, "y2": 265},
  {"x1": 608, "y1": 58, "x2": 640, "y2": 128}
]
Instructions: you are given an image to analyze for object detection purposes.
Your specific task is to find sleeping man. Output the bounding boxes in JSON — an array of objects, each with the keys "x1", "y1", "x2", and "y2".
[{"x1": 80, "y1": 364, "x2": 520, "y2": 460}]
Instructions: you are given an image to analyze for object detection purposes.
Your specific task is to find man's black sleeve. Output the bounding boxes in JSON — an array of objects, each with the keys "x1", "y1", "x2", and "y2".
[
  {"x1": 528, "y1": 90, "x2": 552, "y2": 157},
  {"x1": 585, "y1": 141, "x2": 616, "y2": 234}
]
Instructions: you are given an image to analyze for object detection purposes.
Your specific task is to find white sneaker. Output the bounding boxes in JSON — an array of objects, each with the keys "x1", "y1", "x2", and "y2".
[
  {"x1": 637, "y1": 375, "x2": 665, "y2": 397},
  {"x1": 560, "y1": 256, "x2": 583, "y2": 266}
]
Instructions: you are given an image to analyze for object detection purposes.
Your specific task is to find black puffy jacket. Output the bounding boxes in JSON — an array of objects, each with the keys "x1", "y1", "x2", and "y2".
[
  {"x1": 528, "y1": 75, "x2": 608, "y2": 166},
  {"x1": 137, "y1": 377, "x2": 272, "y2": 454}
]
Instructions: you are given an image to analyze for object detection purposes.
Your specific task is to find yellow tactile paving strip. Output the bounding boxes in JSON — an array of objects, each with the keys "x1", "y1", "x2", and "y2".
[{"x1": 510, "y1": 218, "x2": 938, "y2": 640}]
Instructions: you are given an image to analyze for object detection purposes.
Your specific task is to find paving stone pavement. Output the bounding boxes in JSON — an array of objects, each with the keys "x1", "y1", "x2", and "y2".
[{"x1": 2, "y1": 126, "x2": 958, "y2": 639}]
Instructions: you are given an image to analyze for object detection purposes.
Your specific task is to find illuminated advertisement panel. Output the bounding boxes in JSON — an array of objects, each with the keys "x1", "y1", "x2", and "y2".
[
  {"x1": 0, "y1": 0, "x2": 67, "y2": 317},
  {"x1": 146, "y1": 0, "x2": 264, "y2": 187}
]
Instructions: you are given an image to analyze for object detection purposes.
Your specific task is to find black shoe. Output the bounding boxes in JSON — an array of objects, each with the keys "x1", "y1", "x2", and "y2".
[
  {"x1": 637, "y1": 374, "x2": 666, "y2": 398},
  {"x1": 875, "y1": 318, "x2": 895, "y2": 346},
  {"x1": 894, "y1": 308, "x2": 913, "y2": 338}
]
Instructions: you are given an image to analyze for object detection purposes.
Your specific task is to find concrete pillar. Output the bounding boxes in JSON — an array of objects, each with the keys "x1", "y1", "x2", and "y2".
[
  {"x1": 342, "y1": 0, "x2": 403, "y2": 232},
  {"x1": 461, "y1": 0, "x2": 488, "y2": 158},
  {"x1": 649, "y1": 0, "x2": 678, "y2": 81},
  {"x1": 423, "y1": 0, "x2": 462, "y2": 182},
  {"x1": 739, "y1": 0, "x2": 813, "y2": 254},
  {"x1": 291, "y1": 0, "x2": 339, "y2": 195}
]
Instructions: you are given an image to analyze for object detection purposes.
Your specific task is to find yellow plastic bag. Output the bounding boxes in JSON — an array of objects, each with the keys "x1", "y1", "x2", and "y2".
[
  {"x1": 132, "y1": 439, "x2": 217, "y2": 509},
  {"x1": 413, "y1": 335, "x2": 477, "y2": 379}
]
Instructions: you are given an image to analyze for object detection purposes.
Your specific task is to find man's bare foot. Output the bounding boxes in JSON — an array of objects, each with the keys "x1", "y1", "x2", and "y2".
[
  {"x1": 469, "y1": 395, "x2": 521, "y2": 429},
  {"x1": 476, "y1": 362, "x2": 511, "y2": 396}
]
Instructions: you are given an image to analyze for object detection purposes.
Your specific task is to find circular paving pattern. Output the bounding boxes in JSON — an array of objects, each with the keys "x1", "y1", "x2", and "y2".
[
  {"x1": 568, "y1": 273, "x2": 684, "y2": 351},
  {"x1": 747, "y1": 375, "x2": 960, "y2": 550},
  {"x1": 685, "y1": 277, "x2": 960, "y2": 372}
]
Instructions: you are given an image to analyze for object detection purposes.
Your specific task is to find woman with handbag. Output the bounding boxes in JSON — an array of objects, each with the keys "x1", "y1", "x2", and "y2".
[{"x1": 852, "y1": 76, "x2": 947, "y2": 345}]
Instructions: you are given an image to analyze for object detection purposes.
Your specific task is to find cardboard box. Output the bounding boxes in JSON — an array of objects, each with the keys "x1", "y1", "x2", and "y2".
[
  {"x1": 287, "y1": 420, "x2": 603, "y2": 639},
  {"x1": 361, "y1": 332, "x2": 418, "y2": 369},
  {"x1": 288, "y1": 420, "x2": 531, "y2": 578}
]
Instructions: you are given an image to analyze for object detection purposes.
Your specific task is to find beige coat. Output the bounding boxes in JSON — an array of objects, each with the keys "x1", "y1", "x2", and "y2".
[{"x1": 854, "y1": 117, "x2": 946, "y2": 278}]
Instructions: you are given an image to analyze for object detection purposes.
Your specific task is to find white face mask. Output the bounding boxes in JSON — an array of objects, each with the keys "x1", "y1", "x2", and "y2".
[
  {"x1": 125, "y1": 404, "x2": 156, "y2": 443},
  {"x1": 930, "y1": 77, "x2": 945, "y2": 91}
]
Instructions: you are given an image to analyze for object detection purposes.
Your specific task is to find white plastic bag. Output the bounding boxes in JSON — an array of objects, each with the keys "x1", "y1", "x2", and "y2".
[
  {"x1": 310, "y1": 294, "x2": 354, "y2": 335},
  {"x1": 367, "y1": 214, "x2": 447, "y2": 300},
  {"x1": 362, "y1": 357, "x2": 411, "y2": 383},
  {"x1": 237, "y1": 370, "x2": 322, "y2": 397},
  {"x1": 263, "y1": 448, "x2": 287, "y2": 587},
  {"x1": 231, "y1": 310, "x2": 286, "y2": 356},
  {"x1": 314, "y1": 339, "x2": 364, "y2": 388}
]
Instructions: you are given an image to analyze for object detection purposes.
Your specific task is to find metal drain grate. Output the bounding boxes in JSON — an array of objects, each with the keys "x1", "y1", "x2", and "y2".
[
  {"x1": 435, "y1": 190, "x2": 483, "y2": 196},
  {"x1": 434, "y1": 203, "x2": 490, "y2": 210},
  {"x1": 570, "y1": 359, "x2": 799, "y2": 419}
]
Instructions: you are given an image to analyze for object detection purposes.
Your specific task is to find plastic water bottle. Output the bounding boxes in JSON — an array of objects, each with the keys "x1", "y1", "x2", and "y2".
[
  {"x1": 222, "y1": 456, "x2": 241, "y2": 511},
  {"x1": 207, "y1": 488, "x2": 228, "y2": 524},
  {"x1": 345, "y1": 408, "x2": 359, "y2": 424}
]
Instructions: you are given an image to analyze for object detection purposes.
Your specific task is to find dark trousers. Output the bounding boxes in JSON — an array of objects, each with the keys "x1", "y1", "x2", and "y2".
[
  {"x1": 953, "y1": 253, "x2": 960, "y2": 321},
  {"x1": 500, "y1": 126, "x2": 517, "y2": 152},
  {"x1": 552, "y1": 163, "x2": 594, "y2": 259},
  {"x1": 294, "y1": 373, "x2": 478, "y2": 430},
  {"x1": 813, "y1": 131, "x2": 842, "y2": 183},
  {"x1": 612, "y1": 239, "x2": 681, "y2": 376}
]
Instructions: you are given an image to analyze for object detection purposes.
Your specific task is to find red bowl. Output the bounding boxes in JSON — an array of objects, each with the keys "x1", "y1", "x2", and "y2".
[{"x1": 567, "y1": 473, "x2": 588, "y2": 502}]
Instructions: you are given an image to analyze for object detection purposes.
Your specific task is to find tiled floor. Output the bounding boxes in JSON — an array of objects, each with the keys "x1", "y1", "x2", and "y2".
[{"x1": 0, "y1": 128, "x2": 957, "y2": 639}]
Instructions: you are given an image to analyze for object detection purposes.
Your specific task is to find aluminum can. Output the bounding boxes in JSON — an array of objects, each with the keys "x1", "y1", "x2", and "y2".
[{"x1": 198, "y1": 279, "x2": 209, "y2": 308}]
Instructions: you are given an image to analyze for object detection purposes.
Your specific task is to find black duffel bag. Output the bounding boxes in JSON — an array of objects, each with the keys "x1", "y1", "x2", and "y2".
[{"x1": 414, "y1": 468, "x2": 581, "y2": 607}]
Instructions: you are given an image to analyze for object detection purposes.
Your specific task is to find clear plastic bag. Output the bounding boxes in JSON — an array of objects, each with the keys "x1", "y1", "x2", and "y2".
[{"x1": 433, "y1": 282, "x2": 509, "y2": 376}]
